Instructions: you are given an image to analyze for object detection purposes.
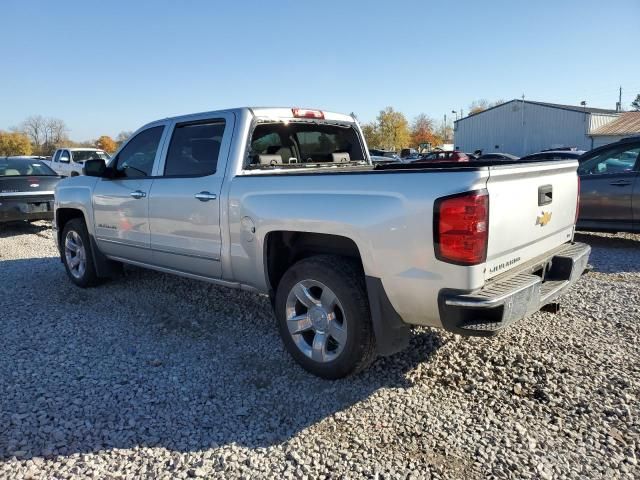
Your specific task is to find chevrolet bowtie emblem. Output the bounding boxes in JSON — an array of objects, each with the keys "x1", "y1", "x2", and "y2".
[{"x1": 536, "y1": 211, "x2": 552, "y2": 227}]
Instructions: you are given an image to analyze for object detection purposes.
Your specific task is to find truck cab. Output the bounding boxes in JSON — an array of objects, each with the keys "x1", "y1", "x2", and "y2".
[{"x1": 48, "y1": 148, "x2": 110, "y2": 177}]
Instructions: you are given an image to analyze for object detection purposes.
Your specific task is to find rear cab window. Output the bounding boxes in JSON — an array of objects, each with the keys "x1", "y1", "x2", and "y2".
[{"x1": 247, "y1": 121, "x2": 366, "y2": 169}]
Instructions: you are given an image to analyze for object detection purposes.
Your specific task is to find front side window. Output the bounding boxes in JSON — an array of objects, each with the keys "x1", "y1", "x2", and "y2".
[
  {"x1": 578, "y1": 146, "x2": 640, "y2": 175},
  {"x1": 114, "y1": 126, "x2": 164, "y2": 178},
  {"x1": 53, "y1": 150, "x2": 61, "y2": 163},
  {"x1": 59, "y1": 150, "x2": 70, "y2": 163},
  {"x1": 164, "y1": 121, "x2": 225, "y2": 176}
]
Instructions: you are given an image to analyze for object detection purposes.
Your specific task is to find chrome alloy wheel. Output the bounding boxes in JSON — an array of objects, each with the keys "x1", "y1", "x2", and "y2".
[
  {"x1": 64, "y1": 230, "x2": 87, "y2": 279},
  {"x1": 285, "y1": 279, "x2": 348, "y2": 363}
]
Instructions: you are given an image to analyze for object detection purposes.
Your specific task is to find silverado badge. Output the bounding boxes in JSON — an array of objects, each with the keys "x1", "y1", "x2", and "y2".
[{"x1": 536, "y1": 211, "x2": 552, "y2": 227}]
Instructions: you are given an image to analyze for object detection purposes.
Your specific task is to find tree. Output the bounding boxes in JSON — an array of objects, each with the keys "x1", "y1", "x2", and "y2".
[
  {"x1": 376, "y1": 107, "x2": 410, "y2": 151},
  {"x1": 468, "y1": 99, "x2": 505, "y2": 115},
  {"x1": 632, "y1": 94, "x2": 640, "y2": 111},
  {"x1": 19, "y1": 115, "x2": 69, "y2": 155},
  {"x1": 0, "y1": 131, "x2": 32, "y2": 156},
  {"x1": 115, "y1": 131, "x2": 133, "y2": 147},
  {"x1": 361, "y1": 122, "x2": 381, "y2": 148},
  {"x1": 95, "y1": 135, "x2": 117, "y2": 153},
  {"x1": 410, "y1": 114, "x2": 442, "y2": 150}
]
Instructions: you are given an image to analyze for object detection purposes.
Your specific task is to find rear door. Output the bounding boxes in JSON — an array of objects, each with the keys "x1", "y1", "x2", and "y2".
[
  {"x1": 577, "y1": 144, "x2": 640, "y2": 231},
  {"x1": 484, "y1": 160, "x2": 579, "y2": 280},
  {"x1": 93, "y1": 125, "x2": 167, "y2": 263},
  {"x1": 148, "y1": 112, "x2": 234, "y2": 278}
]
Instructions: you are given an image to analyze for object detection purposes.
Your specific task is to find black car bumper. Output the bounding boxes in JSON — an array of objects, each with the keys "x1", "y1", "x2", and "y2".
[
  {"x1": 438, "y1": 242, "x2": 591, "y2": 336},
  {"x1": 0, "y1": 195, "x2": 55, "y2": 223}
]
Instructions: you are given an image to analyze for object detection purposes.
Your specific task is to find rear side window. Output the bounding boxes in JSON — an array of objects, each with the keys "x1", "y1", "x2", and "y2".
[
  {"x1": 115, "y1": 126, "x2": 164, "y2": 178},
  {"x1": 164, "y1": 121, "x2": 225, "y2": 176}
]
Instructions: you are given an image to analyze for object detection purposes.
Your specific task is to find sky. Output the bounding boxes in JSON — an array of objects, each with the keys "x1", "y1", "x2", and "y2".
[{"x1": 2, "y1": 0, "x2": 639, "y2": 141}]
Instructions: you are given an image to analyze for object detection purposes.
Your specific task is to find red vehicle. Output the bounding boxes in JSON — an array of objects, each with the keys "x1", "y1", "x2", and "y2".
[{"x1": 413, "y1": 151, "x2": 470, "y2": 163}]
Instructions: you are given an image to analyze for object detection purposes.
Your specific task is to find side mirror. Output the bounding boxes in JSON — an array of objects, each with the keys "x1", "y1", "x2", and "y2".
[{"x1": 83, "y1": 158, "x2": 107, "y2": 177}]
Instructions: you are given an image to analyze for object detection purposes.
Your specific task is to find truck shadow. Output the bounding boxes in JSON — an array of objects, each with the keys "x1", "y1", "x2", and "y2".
[
  {"x1": 0, "y1": 257, "x2": 445, "y2": 461},
  {"x1": 0, "y1": 221, "x2": 52, "y2": 239}
]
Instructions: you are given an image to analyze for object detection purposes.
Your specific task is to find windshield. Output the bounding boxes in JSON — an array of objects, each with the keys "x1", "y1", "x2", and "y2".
[
  {"x1": 72, "y1": 150, "x2": 110, "y2": 163},
  {"x1": 248, "y1": 122, "x2": 366, "y2": 168},
  {"x1": 0, "y1": 158, "x2": 57, "y2": 176}
]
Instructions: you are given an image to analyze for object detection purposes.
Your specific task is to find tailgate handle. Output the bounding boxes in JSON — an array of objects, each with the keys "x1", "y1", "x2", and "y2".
[{"x1": 538, "y1": 185, "x2": 553, "y2": 206}]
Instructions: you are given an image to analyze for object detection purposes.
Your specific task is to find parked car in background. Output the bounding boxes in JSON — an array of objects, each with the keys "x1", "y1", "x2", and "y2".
[
  {"x1": 53, "y1": 107, "x2": 589, "y2": 378},
  {"x1": 476, "y1": 153, "x2": 520, "y2": 161},
  {"x1": 576, "y1": 136, "x2": 640, "y2": 233},
  {"x1": 400, "y1": 148, "x2": 420, "y2": 161},
  {"x1": 520, "y1": 150, "x2": 585, "y2": 162},
  {"x1": 414, "y1": 151, "x2": 470, "y2": 163},
  {"x1": 369, "y1": 149, "x2": 400, "y2": 164},
  {"x1": 45, "y1": 148, "x2": 110, "y2": 177},
  {"x1": 370, "y1": 155, "x2": 399, "y2": 165},
  {"x1": 0, "y1": 156, "x2": 61, "y2": 223}
]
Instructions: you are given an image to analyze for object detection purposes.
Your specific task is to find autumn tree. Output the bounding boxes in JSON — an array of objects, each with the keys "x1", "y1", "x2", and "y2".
[
  {"x1": 0, "y1": 131, "x2": 32, "y2": 156},
  {"x1": 95, "y1": 135, "x2": 117, "y2": 153},
  {"x1": 361, "y1": 122, "x2": 381, "y2": 148},
  {"x1": 632, "y1": 94, "x2": 640, "y2": 111},
  {"x1": 410, "y1": 114, "x2": 442, "y2": 151},
  {"x1": 376, "y1": 107, "x2": 410, "y2": 151}
]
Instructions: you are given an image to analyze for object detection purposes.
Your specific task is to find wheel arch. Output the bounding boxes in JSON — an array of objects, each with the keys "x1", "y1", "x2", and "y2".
[{"x1": 264, "y1": 230, "x2": 409, "y2": 356}]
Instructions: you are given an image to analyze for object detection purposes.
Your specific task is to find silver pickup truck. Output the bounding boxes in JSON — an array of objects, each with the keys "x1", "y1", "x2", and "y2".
[{"x1": 53, "y1": 107, "x2": 590, "y2": 378}]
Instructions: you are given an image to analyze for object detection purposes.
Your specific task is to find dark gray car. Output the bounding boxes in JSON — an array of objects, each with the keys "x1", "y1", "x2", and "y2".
[{"x1": 577, "y1": 137, "x2": 640, "y2": 233}]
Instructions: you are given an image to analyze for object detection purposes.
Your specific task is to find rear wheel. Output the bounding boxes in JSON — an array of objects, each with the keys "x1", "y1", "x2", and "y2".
[
  {"x1": 62, "y1": 218, "x2": 98, "y2": 287},
  {"x1": 275, "y1": 255, "x2": 376, "y2": 379}
]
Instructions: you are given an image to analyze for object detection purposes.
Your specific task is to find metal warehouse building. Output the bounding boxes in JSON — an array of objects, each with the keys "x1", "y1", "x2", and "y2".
[{"x1": 454, "y1": 99, "x2": 619, "y2": 157}]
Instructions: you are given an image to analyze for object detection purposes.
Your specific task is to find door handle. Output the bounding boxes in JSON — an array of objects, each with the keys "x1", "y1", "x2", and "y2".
[
  {"x1": 130, "y1": 190, "x2": 146, "y2": 199},
  {"x1": 195, "y1": 191, "x2": 217, "y2": 201},
  {"x1": 609, "y1": 180, "x2": 632, "y2": 186}
]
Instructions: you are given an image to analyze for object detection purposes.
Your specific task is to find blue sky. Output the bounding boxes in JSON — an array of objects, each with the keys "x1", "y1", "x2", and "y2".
[{"x1": 2, "y1": 0, "x2": 639, "y2": 140}]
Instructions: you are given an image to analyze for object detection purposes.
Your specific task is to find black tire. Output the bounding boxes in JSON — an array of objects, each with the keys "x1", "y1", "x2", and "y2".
[
  {"x1": 275, "y1": 255, "x2": 376, "y2": 379},
  {"x1": 61, "y1": 218, "x2": 98, "y2": 288}
]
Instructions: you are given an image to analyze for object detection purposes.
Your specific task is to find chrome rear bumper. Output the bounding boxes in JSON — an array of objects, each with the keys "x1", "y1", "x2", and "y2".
[{"x1": 439, "y1": 242, "x2": 591, "y2": 336}]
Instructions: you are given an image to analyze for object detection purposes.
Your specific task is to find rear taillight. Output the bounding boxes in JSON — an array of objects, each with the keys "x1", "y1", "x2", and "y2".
[
  {"x1": 434, "y1": 190, "x2": 489, "y2": 265},
  {"x1": 575, "y1": 175, "x2": 581, "y2": 224}
]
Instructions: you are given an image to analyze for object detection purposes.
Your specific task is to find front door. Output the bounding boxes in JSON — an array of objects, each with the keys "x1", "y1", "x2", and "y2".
[
  {"x1": 148, "y1": 114, "x2": 234, "y2": 278},
  {"x1": 578, "y1": 145, "x2": 640, "y2": 231},
  {"x1": 59, "y1": 149, "x2": 71, "y2": 176},
  {"x1": 93, "y1": 125, "x2": 167, "y2": 263}
]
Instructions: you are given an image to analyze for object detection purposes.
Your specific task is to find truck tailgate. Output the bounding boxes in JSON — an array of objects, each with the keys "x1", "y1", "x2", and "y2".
[{"x1": 485, "y1": 160, "x2": 578, "y2": 280}]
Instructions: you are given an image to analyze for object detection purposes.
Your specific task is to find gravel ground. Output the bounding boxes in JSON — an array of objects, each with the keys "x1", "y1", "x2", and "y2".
[{"x1": 0, "y1": 221, "x2": 638, "y2": 479}]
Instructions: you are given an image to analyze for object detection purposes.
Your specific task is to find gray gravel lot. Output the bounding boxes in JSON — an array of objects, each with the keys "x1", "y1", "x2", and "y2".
[{"x1": 0, "y1": 221, "x2": 638, "y2": 479}]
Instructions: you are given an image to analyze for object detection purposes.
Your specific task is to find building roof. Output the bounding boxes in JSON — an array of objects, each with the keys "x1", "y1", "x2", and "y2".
[
  {"x1": 589, "y1": 112, "x2": 640, "y2": 136},
  {"x1": 457, "y1": 99, "x2": 619, "y2": 122},
  {"x1": 524, "y1": 100, "x2": 618, "y2": 115}
]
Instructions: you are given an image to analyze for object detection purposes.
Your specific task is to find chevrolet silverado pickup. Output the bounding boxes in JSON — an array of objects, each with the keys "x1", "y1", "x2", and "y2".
[{"x1": 53, "y1": 107, "x2": 590, "y2": 378}]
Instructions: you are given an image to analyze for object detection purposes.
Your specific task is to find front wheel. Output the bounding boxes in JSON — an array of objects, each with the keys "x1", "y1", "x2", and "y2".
[
  {"x1": 275, "y1": 255, "x2": 376, "y2": 379},
  {"x1": 61, "y1": 218, "x2": 98, "y2": 287}
]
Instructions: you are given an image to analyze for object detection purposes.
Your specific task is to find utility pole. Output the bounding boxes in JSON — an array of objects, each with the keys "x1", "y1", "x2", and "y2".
[
  {"x1": 618, "y1": 86, "x2": 622, "y2": 112},
  {"x1": 521, "y1": 94, "x2": 526, "y2": 155},
  {"x1": 443, "y1": 114, "x2": 447, "y2": 142}
]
